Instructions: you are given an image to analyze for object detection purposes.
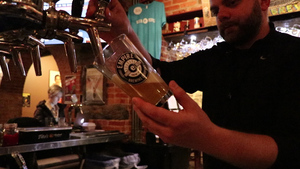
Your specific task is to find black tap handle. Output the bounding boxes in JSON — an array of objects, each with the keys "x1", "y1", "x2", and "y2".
[
  {"x1": 71, "y1": 0, "x2": 84, "y2": 18},
  {"x1": 70, "y1": 0, "x2": 84, "y2": 39}
]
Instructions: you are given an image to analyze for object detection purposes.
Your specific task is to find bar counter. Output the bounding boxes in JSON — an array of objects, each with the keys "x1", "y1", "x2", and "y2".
[{"x1": 0, "y1": 132, "x2": 126, "y2": 155}]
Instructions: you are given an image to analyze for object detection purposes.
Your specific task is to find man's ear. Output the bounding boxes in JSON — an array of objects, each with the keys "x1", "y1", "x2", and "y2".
[{"x1": 260, "y1": 0, "x2": 270, "y2": 11}]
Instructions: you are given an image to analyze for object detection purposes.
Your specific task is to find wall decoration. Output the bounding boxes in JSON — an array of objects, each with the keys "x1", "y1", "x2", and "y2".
[
  {"x1": 64, "y1": 75, "x2": 76, "y2": 104},
  {"x1": 82, "y1": 66, "x2": 105, "y2": 105},
  {"x1": 22, "y1": 93, "x2": 31, "y2": 107},
  {"x1": 49, "y1": 70, "x2": 61, "y2": 87}
]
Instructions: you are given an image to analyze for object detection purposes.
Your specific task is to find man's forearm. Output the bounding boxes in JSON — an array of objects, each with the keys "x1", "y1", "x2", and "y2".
[{"x1": 201, "y1": 126, "x2": 278, "y2": 169}]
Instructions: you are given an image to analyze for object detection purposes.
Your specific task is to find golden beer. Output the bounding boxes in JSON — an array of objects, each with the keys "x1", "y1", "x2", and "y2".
[{"x1": 112, "y1": 71, "x2": 171, "y2": 105}]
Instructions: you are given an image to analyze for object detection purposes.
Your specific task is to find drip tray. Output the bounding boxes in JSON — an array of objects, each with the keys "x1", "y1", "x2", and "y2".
[{"x1": 70, "y1": 130, "x2": 121, "y2": 139}]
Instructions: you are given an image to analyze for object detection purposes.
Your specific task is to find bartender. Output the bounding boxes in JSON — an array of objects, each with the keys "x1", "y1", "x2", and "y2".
[
  {"x1": 86, "y1": 0, "x2": 300, "y2": 168},
  {"x1": 34, "y1": 84, "x2": 66, "y2": 126}
]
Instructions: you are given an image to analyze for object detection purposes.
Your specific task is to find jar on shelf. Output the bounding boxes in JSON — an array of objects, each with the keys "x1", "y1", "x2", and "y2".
[{"x1": 3, "y1": 123, "x2": 19, "y2": 146}]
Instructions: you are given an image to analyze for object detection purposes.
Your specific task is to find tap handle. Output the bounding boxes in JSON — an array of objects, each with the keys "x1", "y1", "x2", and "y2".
[
  {"x1": 27, "y1": 35, "x2": 45, "y2": 49},
  {"x1": 87, "y1": 27, "x2": 105, "y2": 65},
  {"x1": 11, "y1": 48, "x2": 26, "y2": 76},
  {"x1": 56, "y1": 31, "x2": 83, "y2": 73},
  {"x1": 0, "y1": 42, "x2": 26, "y2": 76},
  {"x1": 70, "y1": 0, "x2": 84, "y2": 35},
  {"x1": 64, "y1": 38, "x2": 77, "y2": 73},
  {"x1": 30, "y1": 45, "x2": 42, "y2": 76},
  {"x1": 24, "y1": 35, "x2": 43, "y2": 76},
  {"x1": 72, "y1": 0, "x2": 84, "y2": 18},
  {"x1": 0, "y1": 51, "x2": 11, "y2": 81}
]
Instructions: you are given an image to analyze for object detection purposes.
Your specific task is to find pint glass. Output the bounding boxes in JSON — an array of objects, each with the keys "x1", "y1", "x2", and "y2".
[{"x1": 95, "y1": 34, "x2": 172, "y2": 106}]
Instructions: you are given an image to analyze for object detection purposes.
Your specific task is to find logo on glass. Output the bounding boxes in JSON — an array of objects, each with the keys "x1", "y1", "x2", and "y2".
[{"x1": 116, "y1": 52, "x2": 148, "y2": 84}]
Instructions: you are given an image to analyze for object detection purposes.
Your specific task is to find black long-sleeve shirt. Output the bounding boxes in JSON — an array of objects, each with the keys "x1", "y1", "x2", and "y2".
[
  {"x1": 34, "y1": 100, "x2": 66, "y2": 126},
  {"x1": 152, "y1": 23, "x2": 300, "y2": 169}
]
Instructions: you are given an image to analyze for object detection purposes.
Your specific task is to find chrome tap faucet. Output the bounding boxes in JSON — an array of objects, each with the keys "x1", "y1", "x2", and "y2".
[{"x1": 0, "y1": 0, "x2": 111, "y2": 79}]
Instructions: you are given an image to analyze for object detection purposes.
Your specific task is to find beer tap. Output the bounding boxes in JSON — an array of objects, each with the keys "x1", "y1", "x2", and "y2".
[
  {"x1": 11, "y1": 47, "x2": 27, "y2": 76},
  {"x1": 0, "y1": 50, "x2": 11, "y2": 81},
  {"x1": 55, "y1": 31, "x2": 82, "y2": 73},
  {"x1": 88, "y1": 27, "x2": 105, "y2": 66},
  {"x1": 0, "y1": 41, "x2": 26, "y2": 77},
  {"x1": 41, "y1": 0, "x2": 111, "y2": 71},
  {"x1": 89, "y1": 0, "x2": 111, "y2": 67},
  {"x1": 0, "y1": 28, "x2": 45, "y2": 76},
  {"x1": 36, "y1": 28, "x2": 83, "y2": 73},
  {"x1": 29, "y1": 45, "x2": 42, "y2": 76},
  {"x1": 0, "y1": 0, "x2": 112, "y2": 79},
  {"x1": 25, "y1": 35, "x2": 45, "y2": 76},
  {"x1": 41, "y1": 2, "x2": 80, "y2": 73},
  {"x1": 42, "y1": 0, "x2": 111, "y2": 68}
]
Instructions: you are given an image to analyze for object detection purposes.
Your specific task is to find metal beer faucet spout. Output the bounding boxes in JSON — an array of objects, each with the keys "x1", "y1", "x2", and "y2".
[
  {"x1": 42, "y1": 0, "x2": 111, "y2": 72},
  {"x1": 0, "y1": 34, "x2": 44, "y2": 77},
  {"x1": 42, "y1": 0, "x2": 111, "y2": 67},
  {"x1": 90, "y1": 0, "x2": 111, "y2": 67},
  {"x1": 0, "y1": 50, "x2": 12, "y2": 81},
  {"x1": 26, "y1": 35, "x2": 45, "y2": 76},
  {"x1": 0, "y1": 42, "x2": 26, "y2": 77},
  {"x1": 0, "y1": 0, "x2": 112, "y2": 79}
]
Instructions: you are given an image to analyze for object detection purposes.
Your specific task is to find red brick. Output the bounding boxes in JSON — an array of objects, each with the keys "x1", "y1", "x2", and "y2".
[
  {"x1": 108, "y1": 120, "x2": 126, "y2": 126},
  {"x1": 165, "y1": 4, "x2": 180, "y2": 12},
  {"x1": 163, "y1": 1, "x2": 172, "y2": 7},
  {"x1": 180, "y1": 1, "x2": 198, "y2": 8},
  {"x1": 173, "y1": 0, "x2": 188, "y2": 4}
]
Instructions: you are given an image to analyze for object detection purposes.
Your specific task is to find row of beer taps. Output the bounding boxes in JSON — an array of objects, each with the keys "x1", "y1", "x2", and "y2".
[{"x1": 0, "y1": 0, "x2": 110, "y2": 80}]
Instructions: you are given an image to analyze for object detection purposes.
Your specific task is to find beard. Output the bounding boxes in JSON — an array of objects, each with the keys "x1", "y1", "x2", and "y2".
[{"x1": 219, "y1": 0, "x2": 262, "y2": 46}]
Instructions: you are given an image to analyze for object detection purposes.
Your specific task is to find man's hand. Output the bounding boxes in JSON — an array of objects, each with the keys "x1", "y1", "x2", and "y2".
[
  {"x1": 86, "y1": 0, "x2": 132, "y2": 42},
  {"x1": 132, "y1": 80, "x2": 215, "y2": 149},
  {"x1": 132, "y1": 80, "x2": 278, "y2": 169}
]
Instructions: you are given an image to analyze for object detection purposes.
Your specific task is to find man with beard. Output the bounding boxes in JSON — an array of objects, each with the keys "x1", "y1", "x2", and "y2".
[{"x1": 87, "y1": 0, "x2": 300, "y2": 168}]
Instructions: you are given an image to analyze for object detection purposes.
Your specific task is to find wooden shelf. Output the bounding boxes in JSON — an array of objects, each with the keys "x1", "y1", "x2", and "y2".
[
  {"x1": 166, "y1": 10, "x2": 203, "y2": 23},
  {"x1": 163, "y1": 26, "x2": 217, "y2": 38},
  {"x1": 269, "y1": 11, "x2": 300, "y2": 22},
  {"x1": 163, "y1": 11, "x2": 300, "y2": 39}
]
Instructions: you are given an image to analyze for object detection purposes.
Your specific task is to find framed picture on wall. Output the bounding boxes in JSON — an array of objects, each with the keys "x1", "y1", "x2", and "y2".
[
  {"x1": 82, "y1": 66, "x2": 105, "y2": 105},
  {"x1": 22, "y1": 93, "x2": 31, "y2": 107},
  {"x1": 49, "y1": 70, "x2": 61, "y2": 87},
  {"x1": 64, "y1": 75, "x2": 76, "y2": 104}
]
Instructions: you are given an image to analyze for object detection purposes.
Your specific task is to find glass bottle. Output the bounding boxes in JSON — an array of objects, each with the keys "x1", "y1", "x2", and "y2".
[{"x1": 3, "y1": 123, "x2": 19, "y2": 146}]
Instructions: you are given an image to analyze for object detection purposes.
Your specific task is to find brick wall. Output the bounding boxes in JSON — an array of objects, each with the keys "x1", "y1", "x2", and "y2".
[
  {"x1": 89, "y1": 119, "x2": 131, "y2": 136},
  {"x1": 161, "y1": 0, "x2": 202, "y2": 16},
  {"x1": 0, "y1": 52, "x2": 31, "y2": 124}
]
